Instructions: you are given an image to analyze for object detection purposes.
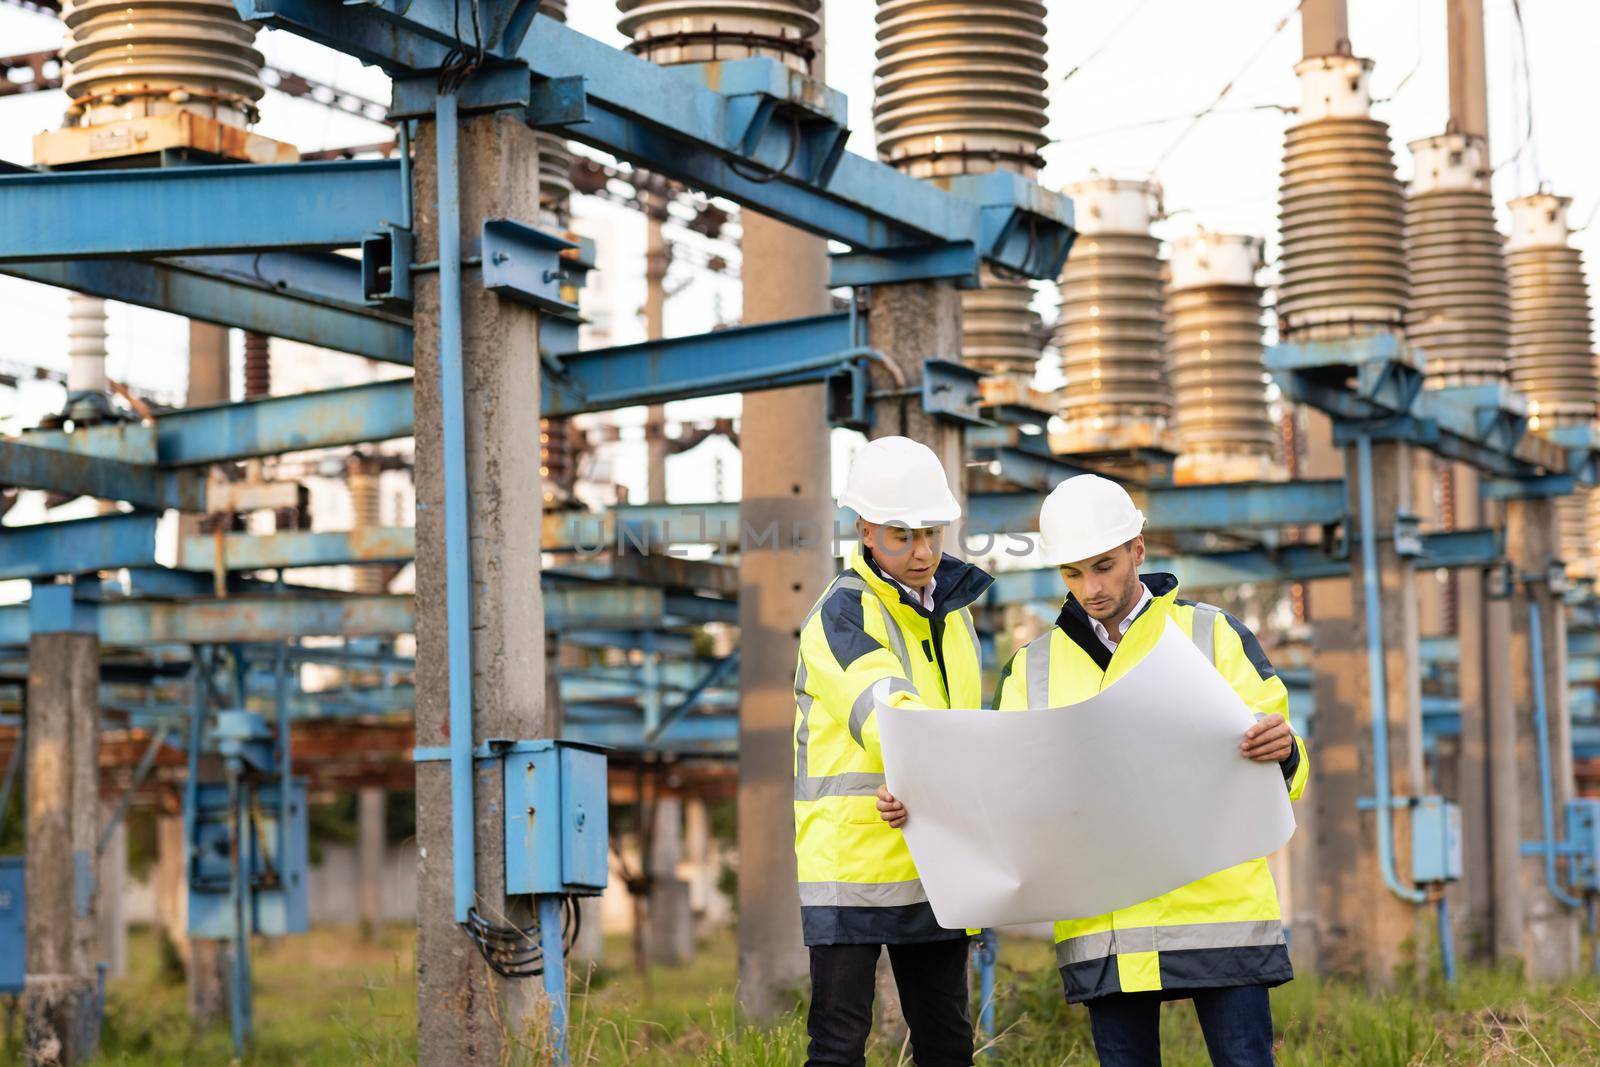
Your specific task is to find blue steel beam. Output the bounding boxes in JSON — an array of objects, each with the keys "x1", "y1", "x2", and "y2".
[
  {"x1": 543, "y1": 313, "x2": 855, "y2": 416},
  {"x1": 154, "y1": 379, "x2": 414, "y2": 465},
  {"x1": 985, "y1": 529, "x2": 1502, "y2": 604},
  {"x1": 0, "y1": 511, "x2": 159, "y2": 581},
  {"x1": 0, "y1": 256, "x2": 413, "y2": 365},
  {"x1": 0, "y1": 436, "x2": 202, "y2": 510},
  {"x1": 0, "y1": 160, "x2": 402, "y2": 261},
  {"x1": 544, "y1": 587, "x2": 736, "y2": 630},
  {"x1": 0, "y1": 594, "x2": 415, "y2": 647},
  {"x1": 175, "y1": 527, "x2": 417, "y2": 571},
  {"x1": 235, "y1": 2, "x2": 1072, "y2": 279},
  {"x1": 564, "y1": 713, "x2": 737, "y2": 754}
]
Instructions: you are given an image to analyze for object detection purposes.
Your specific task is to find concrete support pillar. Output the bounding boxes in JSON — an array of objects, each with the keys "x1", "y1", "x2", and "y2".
[
  {"x1": 154, "y1": 814, "x2": 190, "y2": 967},
  {"x1": 357, "y1": 788, "x2": 385, "y2": 941},
  {"x1": 683, "y1": 796, "x2": 712, "y2": 918},
  {"x1": 186, "y1": 322, "x2": 230, "y2": 405},
  {"x1": 865, "y1": 283, "x2": 967, "y2": 508},
  {"x1": 22, "y1": 588, "x2": 101, "y2": 1065},
  {"x1": 98, "y1": 800, "x2": 127, "y2": 980},
  {"x1": 646, "y1": 795, "x2": 693, "y2": 966},
  {"x1": 1307, "y1": 437, "x2": 1426, "y2": 985},
  {"x1": 1453, "y1": 469, "x2": 1496, "y2": 960},
  {"x1": 645, "y1": 207, "x2": 670, "y2": 504},
  {"x1": 1300, "y1": 0, "x2": 1350, "y2": 57},
  {"x1": 411, "y1": 111, "x2": 548, "y2": 1062},
  {"x1": 735, "y1": 212, "x2": 833, "y2": 1018},
  {"x1": 1503, "y1": 497, "x2": 1582, "y2": 977},
  {"x1": 1446, "y1": 0, "x2": 1490, "y2": 144},
  {"x1": 570, "y1": 895, "x2": 604, "y2": 969}
]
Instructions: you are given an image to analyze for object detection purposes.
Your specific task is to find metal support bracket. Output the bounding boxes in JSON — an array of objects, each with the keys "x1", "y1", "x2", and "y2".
[
  {"x1": 826, "y1": 359, "x2": 872, "y2": 432},
  {"x1": 677, "y1": 59, "x2": 849, "y2": 187},
  {"x1": 921, "y1": 358, "x2": 988, "y2": 426},
  {"x1": 362, "y1": 223, "x2": 414, "y2": 308},
  {"x1": 480, "y1": 218, "x2": 579, "y2": 314},
  {"x1": 391, "y1": 62, "x2": 537, "y2": 121}
]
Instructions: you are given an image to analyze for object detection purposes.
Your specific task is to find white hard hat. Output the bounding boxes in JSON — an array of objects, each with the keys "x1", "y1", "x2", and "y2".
[
  {"x1": 839, "y1": 436, "x2": 961, "y2": 527},
  {"x1": 1038, "y1": 474, "x2": 1146, "y2": 565}
]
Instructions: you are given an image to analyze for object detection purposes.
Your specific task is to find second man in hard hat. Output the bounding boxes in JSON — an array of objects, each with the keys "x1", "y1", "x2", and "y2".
[
  {"x1": 879, "y1": 473, "x2": 1307, "y2": 1067},
  {"x1": 793, "y1": 435, "x2": 993, "y2": 1067}
]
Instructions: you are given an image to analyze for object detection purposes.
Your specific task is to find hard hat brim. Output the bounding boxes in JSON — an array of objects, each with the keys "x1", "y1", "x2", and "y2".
[
  {"x1": 1039, "y1": 511, "x2": 1146, "y2": 566},
  {"x1": 840, "y1": 493, "x2": 962, "y2": 528}
]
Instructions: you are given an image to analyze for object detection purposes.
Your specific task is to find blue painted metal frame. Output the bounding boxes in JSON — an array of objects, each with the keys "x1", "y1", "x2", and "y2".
[
  {"x1": 154, "y1": 379, "x2": 414, "y2": 466},
  {"x1": 0, "y1": 255, "x2": 413, "y2": 365},
  {"x1": 0, "y1": 511, "x2": 160, "y2": 581},
  {"x1": 0, "y1": 435, "x2": 201, "y2": 511},
  {"x1": 0, "y1": 595, "x2": 415, "y2": 647},
  {"x1": 983, "y1": 528, "x2": 1502, "y2": 604},
  {"x1": 544, "y1": 313, "x2": 853, "y2": 415},
  {"x1": 434, "y1": 90, "x2": 480, "y2": 927},
  {"x1": 235, "y1": 2, "x2": 1072, "y2": 281},
  {"x1": 0, "y1": 160, "x2": 404, "y2": 260}
]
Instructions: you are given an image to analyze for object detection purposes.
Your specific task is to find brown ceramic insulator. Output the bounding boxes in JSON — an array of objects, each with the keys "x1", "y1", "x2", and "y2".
[
  {"x1": 1166, "y1": 284, "x2": 1274, "y2": 460},
  {"x1": 1405, "y1": 188, "x2": 1509, "y2": 387},
  {"x1": 1056, "y1": 232, "x2": 1169, "y2": 423},
  {"x1": 1277, "y1": 118, "x2": 1409, "y2": 339}
]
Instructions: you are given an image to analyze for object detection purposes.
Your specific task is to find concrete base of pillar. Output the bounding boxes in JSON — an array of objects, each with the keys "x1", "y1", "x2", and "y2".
[
  {"x1": 645, "y1": 880, "x2": 695, "y2": 968},
  {"x1": 23, "y1": 976, "x2": 99, "y2": 1066}
]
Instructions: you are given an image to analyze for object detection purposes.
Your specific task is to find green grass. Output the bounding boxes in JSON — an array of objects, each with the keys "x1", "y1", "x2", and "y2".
[{"x1": 2, "y1": 925, "x2": 1597, "y2": 1064}]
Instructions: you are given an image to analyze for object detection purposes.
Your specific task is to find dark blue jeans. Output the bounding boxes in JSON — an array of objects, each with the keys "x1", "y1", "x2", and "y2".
[{"x1": 1086, "y1": 985, "x2": 1275, "y2": 1067}]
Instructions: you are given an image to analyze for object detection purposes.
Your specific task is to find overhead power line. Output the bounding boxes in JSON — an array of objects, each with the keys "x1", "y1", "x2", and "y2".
[{"x1": 1149, "y1": 0, "x2": 1303, "y2": 174}]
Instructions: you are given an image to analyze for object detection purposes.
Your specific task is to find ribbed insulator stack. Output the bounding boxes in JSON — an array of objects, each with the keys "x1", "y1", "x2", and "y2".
[
  {"x1": 1506, "y1": 193, "x2": 1596, "y2": 430},
  {"x1": 1167, "y1": 233, "x2": 1276, "y2": 482},
  {"x1": 1053, "y1": 177, "x2": 1170, "y2": 453},
  {"x1": 346, "y1": 454, "x2": 386, "y2": 594},
  {"x1": 874, "y1": 0, "x2": 1048, "y2": 385},
  {"x1": 59, "y1": 0, "x2": 265, "y2": 128},
  {"x1": 243, "y1": 330, "x2": 271, "y2": 399},
  {"x1": 1505, "y1": 193, "x2": 1597, "y2": 576},
  {"x1": 66, "y1": 293, "x2": 109, "y2": 393},
  {"x1": 873, "y1": 0, "x2": 1048, "y2": 178},
  {"x1": 617, "y1": 0, "x2": 820, "y2": 73},
  {"x1": 1277, "y1": 55, "x2": 1408, "y2": 340},
  {"x1": 536, "y1": 0, "x2": 574, "y2": 226},
  {"x1": 1405, "y1": 134, "x2": 1510, "y2": 387}
]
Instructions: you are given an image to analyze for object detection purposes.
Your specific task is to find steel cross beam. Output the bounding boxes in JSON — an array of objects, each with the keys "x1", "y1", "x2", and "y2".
[
  {"x1": 0, "y1": 254, "x2": 413, "y2": 365},
  {"x1": 984, "y1": 527, "x2": 1504, "y2": 604},
  {"x1": 0, "y1": 159, "x2": 405, "y2": 261},
  {"x1": 544, "y1": 312, "x2": 855, "y2": 416},
  {"x1": 0, "y1": 594, "x2": 416, "y2": 646},
  {"x1": 234, "y1": 1, "x2": 1072, "y2": 280}
]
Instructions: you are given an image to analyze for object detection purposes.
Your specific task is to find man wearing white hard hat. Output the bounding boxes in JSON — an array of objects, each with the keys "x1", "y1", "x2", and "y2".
[
  {"x1": 792, "y1": 435, "x2": 993, "y2": 1067},
  {"x1": 878, "y1": 473, "x2": 1308, "y2": 1067}
]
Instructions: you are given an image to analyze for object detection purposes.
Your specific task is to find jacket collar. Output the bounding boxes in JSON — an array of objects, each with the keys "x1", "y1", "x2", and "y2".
[
  {"x1": 1054, "y1": 572, "x2": 1180, "y2": 667},
  {"x1": 854, "y1": 548, "x2": 994, "y2": 620}
]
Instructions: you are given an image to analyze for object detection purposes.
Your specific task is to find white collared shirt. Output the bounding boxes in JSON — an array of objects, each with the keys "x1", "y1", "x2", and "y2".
[
  {"x1": 1089, "y1": 583, "x2": 1152, "y2": 652},
  {"x1": 891, "y1": 574, "x2": 936, "y2": 611}
]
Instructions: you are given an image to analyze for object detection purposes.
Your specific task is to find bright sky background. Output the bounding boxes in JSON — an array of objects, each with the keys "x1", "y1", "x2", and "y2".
[{"x1": 0, "y1": 1, "x2": 1595, "y2": 506}]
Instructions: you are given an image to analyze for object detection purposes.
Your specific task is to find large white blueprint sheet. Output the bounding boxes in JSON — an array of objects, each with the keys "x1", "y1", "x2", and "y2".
[{"x1": 877, "y1": 619, "x2": 1296, "y2": 928}]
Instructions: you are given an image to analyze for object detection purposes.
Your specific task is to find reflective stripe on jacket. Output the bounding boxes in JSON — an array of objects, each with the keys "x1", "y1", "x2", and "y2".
[
  {"x1": 793, "y1": 549, "x2": 992, "y2": 945},
  {"x1": 993, "y1": 572, "x2": 1309, "y2": 1002}
]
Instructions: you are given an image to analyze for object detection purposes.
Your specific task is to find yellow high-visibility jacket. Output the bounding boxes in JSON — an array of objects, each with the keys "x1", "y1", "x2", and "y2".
[
  {"x1": 995, "y1": 573, "x2": 1309, "y2": 1002},
  {"x1": 792, "y1": 549, "x2": 993, "y2": 945}
]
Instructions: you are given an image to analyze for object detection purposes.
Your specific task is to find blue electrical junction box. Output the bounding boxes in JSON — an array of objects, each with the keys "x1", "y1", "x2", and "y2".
[
  {"x1": 503, "y1": 740, "x2": 609, "y2": 897},
  {"x1": 189, "y1": 779, "x2": 310, "y2": 939},
  {"x1": 1411, "y1": 795, "x2": 1464, "y2": 885},
  {"x1": 0, "y1": 856, "x2": 22, "y2": 994},
  {"x1": 1566, "y1": 798, "x2": 1600, "y2": 892}
]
